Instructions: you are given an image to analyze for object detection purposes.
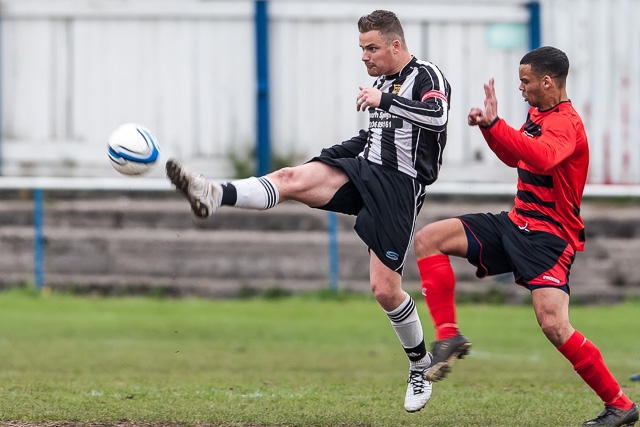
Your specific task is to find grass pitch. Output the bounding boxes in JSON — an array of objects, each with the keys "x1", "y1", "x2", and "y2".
[{"x1": 1, "y1": 288, "x2": 638, "y2": 427}]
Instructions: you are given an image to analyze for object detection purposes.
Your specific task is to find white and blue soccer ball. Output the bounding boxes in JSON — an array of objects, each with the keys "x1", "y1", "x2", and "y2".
[{"x1": 107, "y1": 123, "x2": 160, "y2": 176}]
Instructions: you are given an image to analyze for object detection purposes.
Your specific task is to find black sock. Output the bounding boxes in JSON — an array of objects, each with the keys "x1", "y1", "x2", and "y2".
[
  {"x1": 220, "y1": 183, "x2": 237, "y2": 206},
  {"x1": 405, "y1": 340, "x2": 427, "y2": 363}
]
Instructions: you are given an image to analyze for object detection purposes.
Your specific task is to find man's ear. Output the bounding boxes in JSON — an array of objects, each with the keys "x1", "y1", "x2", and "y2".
[{"x1": 392, "y1": 39, "x2": 401, "y2": 53}]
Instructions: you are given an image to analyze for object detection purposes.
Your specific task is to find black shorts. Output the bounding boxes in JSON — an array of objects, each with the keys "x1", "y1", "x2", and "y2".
[
  {"x1": 312, "y1": 156, "x2": 425, "y2": 274},
  {"x1": 458, "y1": 211, "x2": 576, "y2": 294}
]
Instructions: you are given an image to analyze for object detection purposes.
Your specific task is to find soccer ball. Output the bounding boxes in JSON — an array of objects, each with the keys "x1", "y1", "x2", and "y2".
[{"x1": 107, "y1": 123, "x2": 160, "y2": 176}]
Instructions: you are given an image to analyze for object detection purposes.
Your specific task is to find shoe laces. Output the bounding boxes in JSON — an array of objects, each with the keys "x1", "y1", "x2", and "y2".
[
  {"x1": 407, "y1": 370, "x2": 426, "y2": 394},
  {"x1": 190, "y1": 174, "x2": 210, "y2": 195},
  {"x1": 588, "y1": 405, "x2": 627, "y2": 424},
  {"x1": 191, "y1": 175, "x2": 218, "y2": 207},
  {"x1": 600, "y1": 406, "x2": 617, "y2": 417}
]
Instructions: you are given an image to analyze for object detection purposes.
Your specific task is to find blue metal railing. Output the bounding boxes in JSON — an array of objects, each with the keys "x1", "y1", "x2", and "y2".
[
  {"x1": 255, "y1": 0, "x2": 271, "y2": 176},
  {"x1": 33, "y1": 189, "x2": 45, "y2": 290},
  {"x1": 327, "y1": 212, "x2": 339, "y2": 293},
  {"x1": 20, "y1": 179, "x2": 341, "y2": 293},
  {"x1": 528, "y1": 1, "x2": 541, "y2": 50},
  {"x1": 4, "y1": 177, "x2": 640, "y2": 293}
]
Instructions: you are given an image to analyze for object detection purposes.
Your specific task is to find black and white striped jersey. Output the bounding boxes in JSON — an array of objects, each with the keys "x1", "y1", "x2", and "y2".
[{"x1": 320, "y1": 56, "x2": 451, "y2": 186}]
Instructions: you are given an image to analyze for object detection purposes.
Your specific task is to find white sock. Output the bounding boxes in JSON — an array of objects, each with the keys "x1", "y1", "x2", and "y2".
[
  {"x1": 385, "y1": 293, "x2": 429, "y2": 366},
  {"x1": 231, "y1": 176, "x2": 279, "y2": 210}
]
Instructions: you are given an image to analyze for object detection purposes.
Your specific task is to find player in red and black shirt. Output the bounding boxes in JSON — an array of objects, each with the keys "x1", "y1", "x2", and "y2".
[{"x1": 413, "y1": 46, "x2": 637, "y2": 426}]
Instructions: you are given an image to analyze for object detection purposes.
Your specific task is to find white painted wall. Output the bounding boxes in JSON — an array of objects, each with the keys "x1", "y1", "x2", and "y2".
[
  {"x1": 1, "y1": 1, "x2": 256, "y2": 178},
  {"x1": 541, "y1": 0, "x2": 640, "y2": 185},
  {"x1": 3, "y1": 0, "x2": 634, "y2": 185}
]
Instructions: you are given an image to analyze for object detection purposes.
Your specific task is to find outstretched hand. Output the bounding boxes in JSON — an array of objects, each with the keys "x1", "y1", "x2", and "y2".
[{"x1": 468, "y1": 78, "x2": 499, "y2": 127}]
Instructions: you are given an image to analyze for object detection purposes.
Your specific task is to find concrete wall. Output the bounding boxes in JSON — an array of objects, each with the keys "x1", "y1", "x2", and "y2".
[
  {"x1": 1, "y1": 194, "x2": 639, "y2": 304},
  {"x1": 4, "y1": 1, "x2": 639, "y2": 184},
  {"x1": 541, "y1": 0, "x2": 640, "y2": 185},
  {"x1": 2, "y1": 0, "x2": 529, "y2": 181}
]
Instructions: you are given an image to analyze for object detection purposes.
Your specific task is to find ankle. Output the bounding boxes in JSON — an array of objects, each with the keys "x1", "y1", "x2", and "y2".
[
  {"x1": 436, "y1": 323, "x2": 459, "y2": 340},
  {"x1": 606, "y1": 393, "x2": 634, "y2": 410},
  {"x1": 410, "y1": 353, "x2": 432, "y2": 369}
]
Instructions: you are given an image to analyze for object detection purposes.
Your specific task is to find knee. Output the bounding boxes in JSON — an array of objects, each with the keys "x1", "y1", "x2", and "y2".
[
  {"x1": 539, "y1": 320, "x2": 557, "y2": 340},
  {"x1": 270, "y1": 167, "x2": 307, "y2": 194},
  {"x1": 539, "y1": 318, "x2": 571, "y2": 347},
  {"x1": 371, "y1": 282, "x2": 392, "y2": 306},
  {"x1": 370, "y1": 281, "x2": 402, "y2": 311},
  {"x1": 271, "y1": 167, "x2": 297, "y2": 185},
  {"x1": 414, "y1": 225, "x2": 437, "y2": 258}
]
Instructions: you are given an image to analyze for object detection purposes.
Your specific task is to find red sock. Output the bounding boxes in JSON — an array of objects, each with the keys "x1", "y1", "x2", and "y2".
[
  {"x1": 558, "y1": 330, "x2": 633, "y2": 410},
  {"x1": 417, "y1": 254, "x2": 458, "y2": 340}
]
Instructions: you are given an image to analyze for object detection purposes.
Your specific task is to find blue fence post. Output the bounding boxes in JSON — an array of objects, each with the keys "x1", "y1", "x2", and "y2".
[
  {"x1": 255, "y1": 0, "x2": 271, "y2": 176},
  {"x1": 33, "y1": 188, "x2": 45, "y2": 290},
  {"x1": 527, "y1": 1, "x2": 541, "y2": 50},
  {"x1": 327, "y1": 212, "x2": 339, "y2": 293}
]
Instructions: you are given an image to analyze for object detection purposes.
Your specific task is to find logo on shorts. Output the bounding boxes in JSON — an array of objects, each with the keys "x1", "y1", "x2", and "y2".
[
  {"x1": 386, "y1": 251, "x2": 399, "y2": 261},
  {"x1": 543, "y1": 275, "x2": 561, "y2": 284},
  {"x1": 518, "y1": 221, "x2": 530, "y2": 233}
]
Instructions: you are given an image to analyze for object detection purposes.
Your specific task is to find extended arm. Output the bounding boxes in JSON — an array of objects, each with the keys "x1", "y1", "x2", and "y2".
[
  {"x1": 318, "y1": 129, "x2": 368, "y2": 159},
  {"x1": 482, "y1": 116, "x2": 577, "y2": 171},
  {"x1": 468, "y1": 78, "x2": 519, "y2": 167},
  {"x1": 470, "y1": 78, "x2": 577, "y2": 171}
]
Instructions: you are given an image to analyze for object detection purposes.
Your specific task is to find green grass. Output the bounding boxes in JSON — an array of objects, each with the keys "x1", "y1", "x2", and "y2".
[{"x1": 1, "y1": 288, "x2": 639, "y2": 426}]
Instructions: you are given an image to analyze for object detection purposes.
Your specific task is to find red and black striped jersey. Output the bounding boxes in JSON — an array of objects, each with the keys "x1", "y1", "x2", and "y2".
[{"x1": 480, "y1": 101, "x2": 589, "y2": 251}]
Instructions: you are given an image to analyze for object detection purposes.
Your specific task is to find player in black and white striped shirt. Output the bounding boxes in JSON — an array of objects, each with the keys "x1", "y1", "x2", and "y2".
[{"x1": 167, "y1": 9, "x2": 450, "y2": 414}]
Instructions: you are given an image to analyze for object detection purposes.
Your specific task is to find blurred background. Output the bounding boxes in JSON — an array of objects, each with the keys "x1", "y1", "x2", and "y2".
[
  {"x1": 2, "y1": 0, "x2": 638, "y2": 183},
  {"x1": 1, "y1": 0, "x2": 639, "y2": 302}
]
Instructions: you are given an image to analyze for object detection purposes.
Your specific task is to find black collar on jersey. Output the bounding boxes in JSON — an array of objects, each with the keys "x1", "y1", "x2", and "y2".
[
  {"x1": 538, "y1": 99, "x2": 572, "y2": 113},
  {"x1": 383, "y1": 56, "x2": 418, "y2": 81}
]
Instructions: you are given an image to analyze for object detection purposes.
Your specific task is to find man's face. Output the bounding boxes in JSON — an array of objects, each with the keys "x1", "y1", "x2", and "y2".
[
  {"x1": 359, "y1": 30, "x2": 397, "y2": 77},
  {"x1": 518, "y1": 64, "x2": 545, "y2": 108}
]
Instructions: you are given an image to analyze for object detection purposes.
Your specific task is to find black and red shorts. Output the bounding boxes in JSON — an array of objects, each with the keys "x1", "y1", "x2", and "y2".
[{"x1": 458, "y1": 211, "x2": 575, "y2": 294}]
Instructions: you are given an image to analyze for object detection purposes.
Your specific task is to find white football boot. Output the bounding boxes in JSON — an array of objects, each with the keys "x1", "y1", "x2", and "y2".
[
  {"x1": 404, "y1": 354, "x2": 433, "y2": 413},
  {"x1": 166, "y1": 159, "x2": 222, "y2": 218}
]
